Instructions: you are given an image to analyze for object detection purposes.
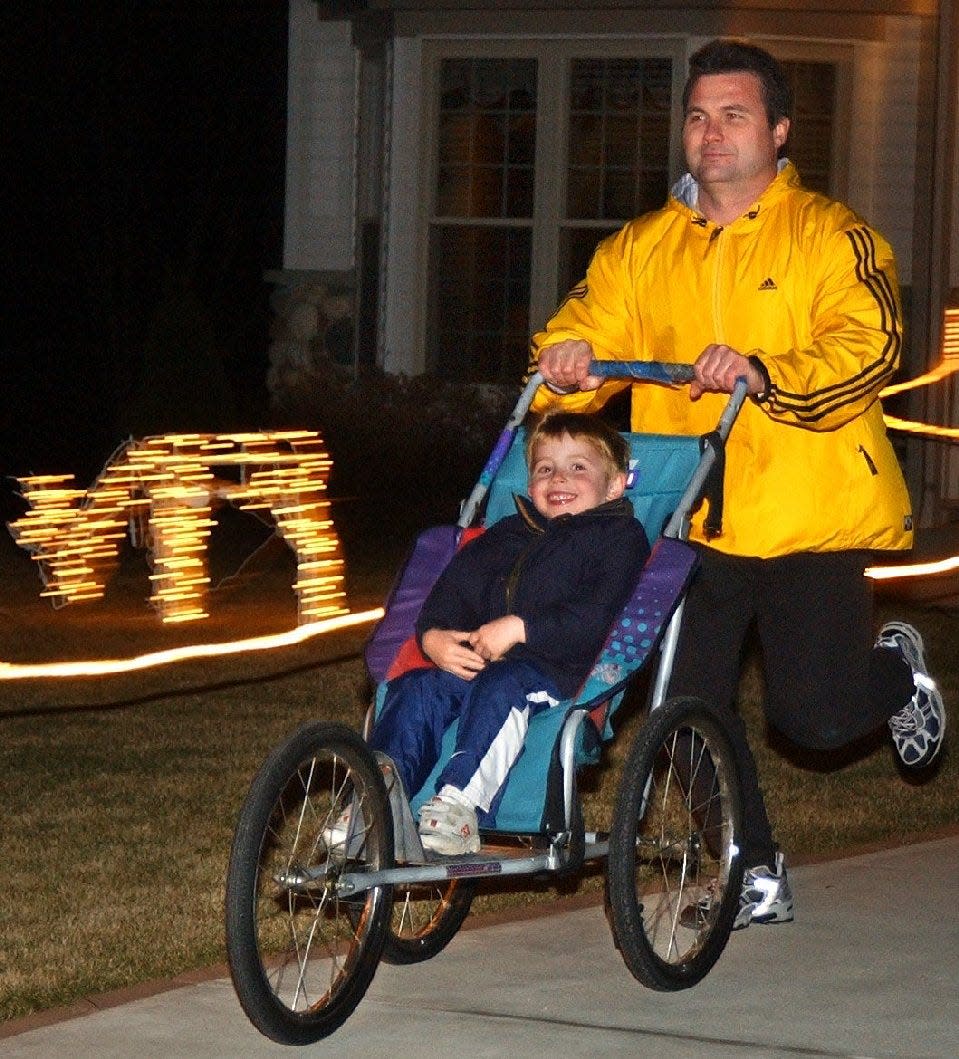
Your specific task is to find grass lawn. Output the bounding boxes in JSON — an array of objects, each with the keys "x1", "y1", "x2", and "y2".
[{"x1": 0, "y1": 511, "x2": 956, "y2": 1024}]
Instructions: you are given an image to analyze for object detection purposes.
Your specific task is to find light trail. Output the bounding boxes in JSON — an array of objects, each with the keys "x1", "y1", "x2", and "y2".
[
  {"x1": 880, "y1": 359, "x2": 959, "y2": 398},
  {"x1": 873, "y1": 320, "x2": 959, "y2": 579},
  {"x1": 882, "y1": 414, "x2": 959, "y2": 441},
  {"x1": 0, "y1": 607, "x2": 383, "y2": 681},
  {"x1": 866, "y1": 556, "x2": 959, "y2": 581},
  {"x1": 880, "y1": 308, "x2": 959, "y2": 397}
]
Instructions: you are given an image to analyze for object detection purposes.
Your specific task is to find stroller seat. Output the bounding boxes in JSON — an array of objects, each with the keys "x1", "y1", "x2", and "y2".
[{"x1": 367, "y1": 427, "x2": 702, "y2": 835}]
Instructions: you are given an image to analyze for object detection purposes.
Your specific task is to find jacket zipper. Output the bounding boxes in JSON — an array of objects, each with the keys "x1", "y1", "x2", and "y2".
[
  {"x1": 709, "y1": 226, "x2": 725, "y2": 341},
  {"x1": 504, "y1": 539, "x2": 537, "y2": 613}
]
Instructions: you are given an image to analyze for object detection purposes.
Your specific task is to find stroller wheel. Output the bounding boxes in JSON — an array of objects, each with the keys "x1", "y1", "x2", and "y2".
[
  {"x1": 606, "y1": 696, "x2": 744, "y2": 990},
  {"x1": 225, "y1": 722, "x2": 393, "y2": 1044},
  {"x1": 381, "y1": 878, "x2": 476, "y2": 964}
]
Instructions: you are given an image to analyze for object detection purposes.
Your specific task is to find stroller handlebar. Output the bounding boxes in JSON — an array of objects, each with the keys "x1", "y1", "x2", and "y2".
[
  {"x1": 587, "y1": 360, "x2": 696, "y2": 384},
  {"x1": 458, "y1": 361, "x2": 745, "y2": 530},
  {"x1": 526, "y1": 360, "x2": 695, "y2": 394}
]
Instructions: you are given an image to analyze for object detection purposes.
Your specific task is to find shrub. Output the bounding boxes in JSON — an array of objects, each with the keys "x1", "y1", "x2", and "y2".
[{"x1": 270, "y1": 361, "x2": 517, "y2": 538}]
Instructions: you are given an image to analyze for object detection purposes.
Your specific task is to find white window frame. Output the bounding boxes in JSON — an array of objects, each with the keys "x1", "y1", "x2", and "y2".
[{"x1": 414, "y1": 36, "x2": 687, "y2": 373}]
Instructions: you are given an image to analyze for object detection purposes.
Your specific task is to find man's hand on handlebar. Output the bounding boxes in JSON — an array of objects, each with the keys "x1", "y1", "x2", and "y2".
[
  {"x1": 536, "y1": 340, "x2": 603, "y2": 393},
  {"x1": 691, "y1": 344, "x2": 766, "y2": 400}
]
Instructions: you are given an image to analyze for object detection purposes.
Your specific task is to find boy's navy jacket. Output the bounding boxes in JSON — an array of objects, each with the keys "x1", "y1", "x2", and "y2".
[{"x1": 415, "y1": 495, "x2": 650, "y2": 698}]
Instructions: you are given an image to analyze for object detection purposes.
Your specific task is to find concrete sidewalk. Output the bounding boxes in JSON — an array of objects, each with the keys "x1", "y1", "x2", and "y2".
[{"x1": 4, "y1": 835, "x2": 958, "y2": 1058}]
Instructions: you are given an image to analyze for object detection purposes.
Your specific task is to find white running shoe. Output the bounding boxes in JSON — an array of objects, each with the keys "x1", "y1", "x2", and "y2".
[
  {"x1": 417, "y1": 793, "x2": 480, "y2": 855},
  {"x1": 877, "y1": 622, "x2": 946, "y2": 768},
  {"x1": 680, "y1": 852, "x2": 794, "y2": 931},
  {"x1": 733, "y1": 852, "x2": 795, "y2": 930}
]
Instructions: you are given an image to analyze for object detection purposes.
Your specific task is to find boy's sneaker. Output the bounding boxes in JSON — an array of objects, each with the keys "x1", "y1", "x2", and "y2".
[
  {"x1": 733, "y1": 852, "x2": 794, "y2": 930},
  {"x1": 417, "y1": 794, "x2": 480, "y2": 855},
  {"x1": 321, "y1": 805, "x2": 363, "y2": 855},
  {"x1": 877, "y1": 621, "x2": 946, "y2": 769}
]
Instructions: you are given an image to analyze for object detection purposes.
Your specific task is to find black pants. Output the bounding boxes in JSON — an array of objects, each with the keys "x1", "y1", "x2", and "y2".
[{"x1": 666, "y1": 546, "x2": 914, "y2": 867}]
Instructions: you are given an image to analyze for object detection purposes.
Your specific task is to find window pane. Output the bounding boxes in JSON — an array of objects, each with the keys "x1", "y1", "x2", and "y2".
[
  {"x1": 557, "y1": 226, "x2": 621, "y2": 303},
  {"x1": 507, "y1": 120, "x2": 536, "y2": 165},
  {"x1": 471, "y1": 166, "x2": 505, "y2": 214},
  {"x1": 604, "y1": 58, "x2": 642, "y2": 111},
  {"x1": 637, "y1": 168, "x2": 668, "y2": 213},
  {"x1": 438, "y1": 113, "x2": 472, "y2": 165},
  {"x1": 782, "y1": 60, "x2": 836, "y2": 195},
  {"x1": 641, "y1": 113, "x2": 670, "y2": 166},
  {"x1": 429, "y1": 225, "x2": 532, "y2": 382},
  {"x1": 568, "y1": 114, "x2": 603, "y2": 166},
  {"x1": 566, "y1": 57, "x2": 672, "y2": 222},
  {"x1": 605, "y1": 115, "x2": 637, "y2": 167},
  {"x1": 473, "y1": 115, "x2": 505, "y2": 164},
  {"x1": 506, "y1": 166, "x2": 534, "y2": 217},
  {"x1": 436, "y1": 58, "x2": 537, "y2": 219},
  {"x1": 567, "y1": 169, "x2": 601, "y2": 219},
  {"x1": 603, "y1": 171, "x2": 635, "y2": 220}
]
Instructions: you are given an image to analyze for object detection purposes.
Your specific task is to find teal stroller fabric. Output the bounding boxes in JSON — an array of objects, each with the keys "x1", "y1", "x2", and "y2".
[
  {"x1": 375, "y1": 428, "x2": 703, "y2": 834},
  {"x1": 484, "y1": 427, "x2": 701, "y2": 541}
]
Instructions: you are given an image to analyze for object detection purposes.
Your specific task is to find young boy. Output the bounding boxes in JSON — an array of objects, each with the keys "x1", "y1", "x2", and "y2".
[{"x1": 365, "y1": 411, "x2": 650, "y2": 855}]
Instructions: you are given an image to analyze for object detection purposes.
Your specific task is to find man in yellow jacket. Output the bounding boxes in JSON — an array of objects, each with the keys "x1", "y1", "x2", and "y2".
[{"x1": 532, "y1": 39, "x2": 945, "y2": 929}]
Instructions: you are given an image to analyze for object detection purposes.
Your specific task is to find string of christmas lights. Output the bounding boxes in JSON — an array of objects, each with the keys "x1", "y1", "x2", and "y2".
[
  {"x1": 0, "y1": 608, "x2": 384, "y2": 681},
  {"x1": 867, "y1": 306, "x2": 959, "y2": 581}
]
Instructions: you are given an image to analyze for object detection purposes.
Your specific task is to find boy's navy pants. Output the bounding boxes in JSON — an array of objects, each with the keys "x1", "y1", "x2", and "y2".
[{"x1": 368, "y1": 660, "x2": 560, "y2": 813}]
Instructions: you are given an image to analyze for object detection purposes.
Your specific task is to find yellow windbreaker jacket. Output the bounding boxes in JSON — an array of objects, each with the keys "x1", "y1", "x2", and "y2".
[{"x1": 530, "y1": 162, "x2": 913, "y2": 559}]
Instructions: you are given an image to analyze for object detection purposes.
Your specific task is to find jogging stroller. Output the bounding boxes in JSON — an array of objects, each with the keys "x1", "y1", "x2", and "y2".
[{"x1": 225, "y1": 362, "x2": 751, "y2": 1045}]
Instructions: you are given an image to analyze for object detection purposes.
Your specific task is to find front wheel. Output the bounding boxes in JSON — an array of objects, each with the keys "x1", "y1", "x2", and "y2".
[
  {"x1": 225, "y1": 722, "x2": 393, "y2": 1045},
  {"x1": 606, "y1": 697, "x2": 744, "y2": 991}
]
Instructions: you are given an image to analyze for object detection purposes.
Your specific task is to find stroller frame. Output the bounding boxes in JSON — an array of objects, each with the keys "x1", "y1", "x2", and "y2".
[{"x1": 225, "y1": 364, "x2": 751, "y2": 1046}]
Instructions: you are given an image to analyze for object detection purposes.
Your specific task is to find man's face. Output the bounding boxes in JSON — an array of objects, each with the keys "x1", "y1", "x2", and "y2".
[{"x1": 682, "y1": 71, "x2": 789, "y2": 200}]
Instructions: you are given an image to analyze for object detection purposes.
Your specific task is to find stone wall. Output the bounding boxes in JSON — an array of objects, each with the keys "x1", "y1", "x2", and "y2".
[{"x1": 265, "y1": 270, "x2": 355, "y2": 411}]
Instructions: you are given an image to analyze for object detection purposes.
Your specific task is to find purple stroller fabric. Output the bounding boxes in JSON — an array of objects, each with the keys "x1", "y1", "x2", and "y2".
[{"x1": 364, "y1": 524, "x2": 460, "y2": 683}]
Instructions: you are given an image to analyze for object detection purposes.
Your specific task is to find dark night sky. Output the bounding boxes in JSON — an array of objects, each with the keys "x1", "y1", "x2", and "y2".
[{"x1": 4, "y1": 3, "x2": 289, "y2": 492}]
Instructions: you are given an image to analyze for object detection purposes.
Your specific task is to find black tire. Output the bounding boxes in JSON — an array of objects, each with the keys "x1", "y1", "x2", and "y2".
[
  {"x1": 607, "y1": 697, "x2": 744, "y2": 991},
  {"x1": 381, "y1": 878, "x2": 476, "y2": 964},
  {"x1": 225, "y1": 722, "x2": 393, "y2": 1045}
]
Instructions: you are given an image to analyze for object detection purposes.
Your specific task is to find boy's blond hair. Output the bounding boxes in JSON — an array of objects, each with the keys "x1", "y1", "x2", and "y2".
[{"x1": 525, "y1": 412, "x2": 629, "y2": 480}]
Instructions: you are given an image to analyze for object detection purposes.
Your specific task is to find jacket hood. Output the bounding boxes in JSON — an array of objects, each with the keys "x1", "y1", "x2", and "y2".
[{"x1": 670, "y1": 158, "x2": 797, "y2": 224}]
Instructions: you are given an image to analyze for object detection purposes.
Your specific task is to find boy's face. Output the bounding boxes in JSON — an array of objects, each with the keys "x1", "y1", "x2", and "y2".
[{"x1": 528, "y1": 432, "x2": 626, "y2": 519}]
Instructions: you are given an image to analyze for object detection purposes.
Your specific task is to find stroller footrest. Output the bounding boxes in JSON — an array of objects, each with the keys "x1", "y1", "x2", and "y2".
[{"x1": 375, "y1": 751, "x2": 426, "y2": 863}]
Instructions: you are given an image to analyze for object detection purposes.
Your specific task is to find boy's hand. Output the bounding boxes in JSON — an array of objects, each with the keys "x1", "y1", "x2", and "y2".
[
  {"x1": 468, "y1": 615, "x2": 526, "y2": 662},
  {"x1": 421, "y1": 628, "x2": 486, "y2": 680}
]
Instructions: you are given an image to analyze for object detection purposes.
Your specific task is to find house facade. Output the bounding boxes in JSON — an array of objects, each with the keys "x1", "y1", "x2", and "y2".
[{"x1": 273, "y1": 0, "x2": 958, "y2": 525}]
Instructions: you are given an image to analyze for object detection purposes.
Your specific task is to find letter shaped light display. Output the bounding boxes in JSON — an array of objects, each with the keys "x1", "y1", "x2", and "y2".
[{"x1": 8, "y1": 430, "x2": 346, "y2": 625}]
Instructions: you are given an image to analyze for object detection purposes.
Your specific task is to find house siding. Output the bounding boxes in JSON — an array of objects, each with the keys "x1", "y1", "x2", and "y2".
[
  {"x1": 381, "y1": 36, "x2": 426, "y2": 374},
  {"x1": 284, "y1": 0, "x2": 356, "y2": 272},
  {"x1": 853, "y1": 17, "x2": 925, "y2": 287}
]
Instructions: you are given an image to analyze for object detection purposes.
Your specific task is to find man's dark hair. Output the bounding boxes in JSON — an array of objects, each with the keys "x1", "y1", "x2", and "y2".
[{"x1": 682, "y1": 39, "x2": 792, "y2": 127}]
